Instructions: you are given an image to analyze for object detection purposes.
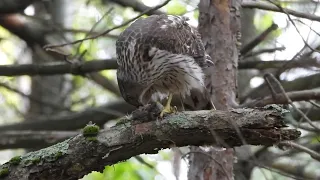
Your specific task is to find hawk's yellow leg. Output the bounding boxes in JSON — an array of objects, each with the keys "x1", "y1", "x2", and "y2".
[{"x1": 160, "y1": 93, "x2": 176, "y2": 118}]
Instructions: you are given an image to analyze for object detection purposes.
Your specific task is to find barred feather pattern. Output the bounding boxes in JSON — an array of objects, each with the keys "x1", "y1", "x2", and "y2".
[{"x1": 116, "y1": 14, "x2": 213, "y2": 107}]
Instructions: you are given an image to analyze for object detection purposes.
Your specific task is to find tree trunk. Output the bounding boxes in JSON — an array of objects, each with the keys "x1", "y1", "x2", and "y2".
[
  {"x1": 26, "y1": 0, "x2": 71, "y2": 119},
  {"x1": 188, "y1": 0, "x2": 241, "y2": 179}
]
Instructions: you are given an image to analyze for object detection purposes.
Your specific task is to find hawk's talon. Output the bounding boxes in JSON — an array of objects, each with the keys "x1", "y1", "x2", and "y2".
[
  {"x1": 159, "y1": 106, "x2": 176, "y2": 118},
  {"x1": 159, "y1": 93, "x2": 175, "y2": 118}
]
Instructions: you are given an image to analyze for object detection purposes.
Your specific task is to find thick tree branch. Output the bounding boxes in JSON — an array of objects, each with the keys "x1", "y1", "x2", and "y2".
[
  {"x1": 0, "y1": 59, "x2": 117, "y2": 76},
  {"x1": 0, "y1": 105, "x2": 300, "y2": 180},
  {"x1": 0, "y1": 0, "x2": 39, "y2": 14},
  {"x1": 1, "y1": 57, "x2": 319, "y2": 77},
  {"x1": 241, "y1": 1, "x2": 320, "y2": 22}
]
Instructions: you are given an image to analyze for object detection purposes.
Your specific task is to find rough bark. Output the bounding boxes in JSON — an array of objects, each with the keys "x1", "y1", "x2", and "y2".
[
  {"x1": 188, "y1": 0, "x2": 241, "y2": 179},
  {"x1": 0, "y1": 105, "x2": 300, "y2": 180}
]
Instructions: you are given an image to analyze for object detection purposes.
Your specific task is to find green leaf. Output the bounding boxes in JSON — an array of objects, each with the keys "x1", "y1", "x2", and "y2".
[
  {"x1": 81, "y1": 171, "x2": 104, "y2": 180},
  {"x1": 166, "y1": 0, "x2": 187, "y2": 15},
  {"x1": 254, "y1": 13, "x2": 273, "y2": 32}
]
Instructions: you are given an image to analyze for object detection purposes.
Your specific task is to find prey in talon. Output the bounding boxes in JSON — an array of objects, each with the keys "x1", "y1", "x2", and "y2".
[{"x1": 116, "y1": 15, "x2": 215, "y2": 117}]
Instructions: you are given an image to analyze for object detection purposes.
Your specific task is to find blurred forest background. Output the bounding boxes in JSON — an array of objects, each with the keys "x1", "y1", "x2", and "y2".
[{"x1": 0, "y1": 0, "x2": 320, "y2": 179}]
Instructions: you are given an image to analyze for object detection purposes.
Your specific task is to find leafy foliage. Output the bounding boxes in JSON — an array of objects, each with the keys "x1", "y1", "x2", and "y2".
[{"x1": 81, "y1": 159, "x2": 157, "y2": 180}]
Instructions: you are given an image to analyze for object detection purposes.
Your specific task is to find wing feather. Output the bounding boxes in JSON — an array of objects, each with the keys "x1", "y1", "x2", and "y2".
[{"x1": 116, "y1": 15, "x2": 212, "y2": 68}]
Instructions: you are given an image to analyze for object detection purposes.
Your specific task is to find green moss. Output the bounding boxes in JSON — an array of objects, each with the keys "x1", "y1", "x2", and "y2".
[
  {"x1": 86, "y1": 137, "x2": 98, "y2": 142},
  {"x1": 54, "y1": 151, "x2": 63, "y2": 159},
  {"x1": 22, "y1": 140, "x2": 69, "y2": 167},
  {"x1": 82, "y1": 123, "x2": 100, "y2": 137},
  {"x1": 0, "y1": 168, "x2": 9, "y2": 178},
  {"x1": 264, "y1": 104, "x2": 290, "y2": 115},
  {"x1": 31, "y1": 157, "x2": 41, "y2": 164},
  {"x1": 9, "y1": 156, "x2": 21, "y2": 165}
]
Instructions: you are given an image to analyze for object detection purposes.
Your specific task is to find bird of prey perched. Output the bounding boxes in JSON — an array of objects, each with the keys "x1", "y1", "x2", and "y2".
[{"x1": 116, "y1": 14, "x2": 213, "y2": 117}]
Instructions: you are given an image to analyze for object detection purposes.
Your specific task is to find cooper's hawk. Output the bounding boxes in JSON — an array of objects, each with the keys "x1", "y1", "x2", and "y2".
[{"x1": 116, "y1": 15, "x2": 213, "y2": 117}]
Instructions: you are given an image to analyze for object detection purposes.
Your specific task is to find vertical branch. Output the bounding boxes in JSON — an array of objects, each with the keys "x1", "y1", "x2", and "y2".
[{"x1": 188, "y1": 0, "x2": 240, "y2": 179}]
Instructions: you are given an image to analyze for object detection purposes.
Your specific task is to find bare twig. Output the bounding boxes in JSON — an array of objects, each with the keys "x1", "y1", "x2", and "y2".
[
  {"x1": 241, "y1": 1, "x2": 320, "y2": 22},
  {"x1": 278, "y1": 141, "x2": 320, "y2": 162},
  {"x1": 74, "y1": 8, "x2": 114, "y2": 58},
  {"x1": 243, "y1": 47, "x2": 285, "y2": 58},
  {"x1": 0, "y1": 82, "x2": 71, "y2": 111},
  {"x1": 309, "y1": 100, "x2": 320, "y2": 109},
  {"x1": 265, "y1": 0, "x2": 320, "y2": 53},
  {"x1": 264, "y1": 74, "x2": 279, "y2": 102},
  {"x1": 43, "y1": 0, "x2": 171, "y2": 49},
  {"x1": 239, "y1": 57, "x2": 320, "y2": 70},
  {"x1": 240, "y1": 23, "x2": 278, "y2": 56},
  {"x1": 51, "y1": 28, "x2": 118, "y2": 38},
  {"x1": 265, "y1": 73, "x2": 320, "y2": 131},
  {"x1": 241, "y1": 89, "x2": 320, "y2": 108}
]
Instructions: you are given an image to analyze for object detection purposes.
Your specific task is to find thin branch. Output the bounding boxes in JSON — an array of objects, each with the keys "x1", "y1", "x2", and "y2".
[
  {"x1": 265, "y1": 0, "x2": 319, "y2": 53},
  {"x1": 74, "y1": 8, "x2": 114, "y2": 58},
  {"x1": 309, "y1": 100, "x2": 320, "y2": 108},
  {"x1": 106, "y1": 0, "x2": 164, "y2": 15},
  {"x1": 240, "y1": 23, "x2": 278, "y2": 56},
  {"x1": 241, "y1": 73, "x2": 320, "y2": 103},
  {"x1": 241, "y1": 89, "x2": 320, "y2": 108},
  {"x1": 44, "y1": 0, "x2": 171, "y2": 49},
  {"x1": 278, "y1": 141, "x2": 320, "y2": 162},
  {"x1": 265, "y1": 73, "x2": 320, "y2": 131},
  {"x1": 51, "y1": 28, "x2": 118, "y2": 39},
  {"x1": 0, "y1": 105, "x2": 300, "y2": 180},
  {"x1": 0, "y1": 82, "x2": 71, "y2": 111},
  {"x1": 0, "y1": 130, "x2": 78, "y2": 150},
  {"x1": 243, "y1": 47, "x2": 285, "y2": 58},
  {"x1": 0, "y1": 100, "x2": 134, "y2": 131},
  {"x1": 241, "y1": 1, "x2": 320, "y2": 22}
]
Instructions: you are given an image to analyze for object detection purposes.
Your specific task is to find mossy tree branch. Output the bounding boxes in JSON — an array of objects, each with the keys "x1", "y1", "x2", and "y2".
[{"x1": 0, "y1": 104, "x2": 300, "y2": 180}]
